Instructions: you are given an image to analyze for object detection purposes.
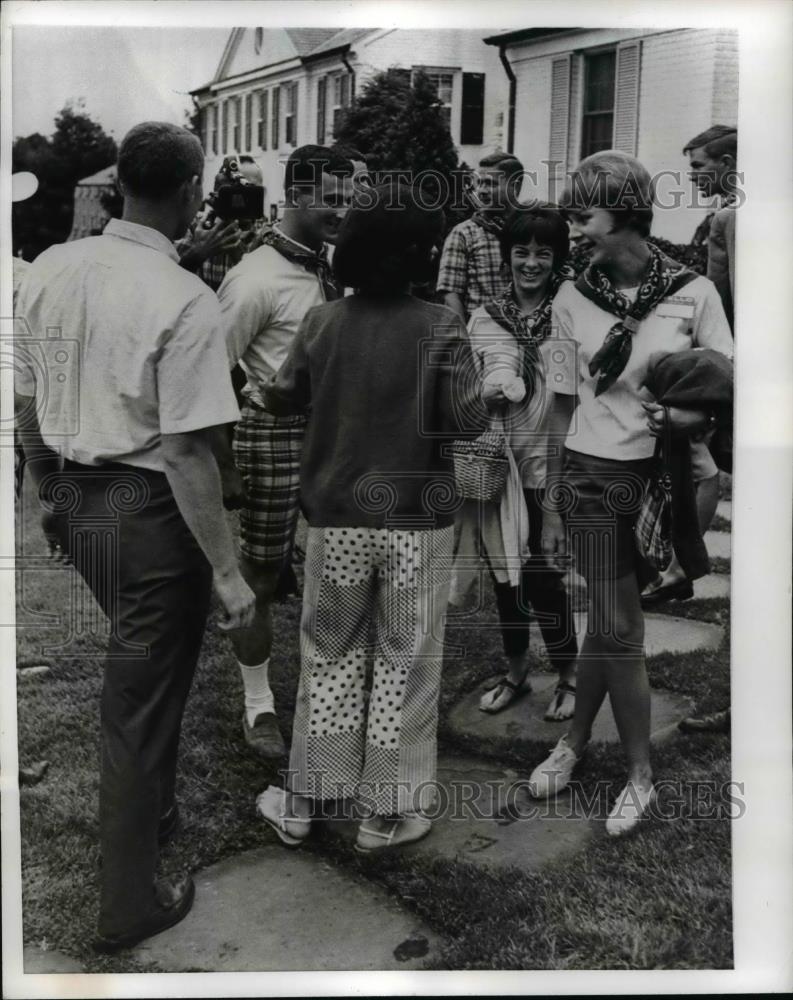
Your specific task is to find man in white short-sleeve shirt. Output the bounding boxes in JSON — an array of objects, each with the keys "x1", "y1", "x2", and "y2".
[{"x1": 14, "y1": 122, "x2": 255, "y2": 951}]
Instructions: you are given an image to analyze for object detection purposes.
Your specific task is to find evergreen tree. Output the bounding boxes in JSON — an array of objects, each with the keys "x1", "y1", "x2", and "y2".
[
  {"x1": 13, "y1": 102, "x2": 117, "y2": 260},
  {"x1": 335, "y1": 69, "x2": 463, "y2": 213}
]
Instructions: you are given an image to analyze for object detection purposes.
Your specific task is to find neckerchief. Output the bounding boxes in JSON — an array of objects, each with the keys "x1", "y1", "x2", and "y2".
[
  {"x1": 471, "y1": 211, "x2": 504, "y2": 238},
  {"x1": 576, "y1": 243, "x2": 698, "y2": 396},
  {"x1": 260, "y1": 225, "x2": 339, "y2": 301},
  {"x1": 484, "y1": 266, "x2": 574, "y2": 398}
]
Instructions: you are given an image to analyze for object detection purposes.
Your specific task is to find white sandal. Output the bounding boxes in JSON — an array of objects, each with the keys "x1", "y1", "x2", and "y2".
[
  {"x1": 255, "y1": 786, "x2": 311, "y2": 847},
  {"x1": 355, "y1": 813, "x2": 432, "y2": 854}
]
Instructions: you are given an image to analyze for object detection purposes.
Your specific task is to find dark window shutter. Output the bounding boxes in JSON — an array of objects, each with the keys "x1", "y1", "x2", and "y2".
[
  {"x1": 244, "y1": 93, "x2": 252, "y2": 151},
  {"x1": 613, "y1": 41, "x2": 641, "y2": 155},
  {"x1": 317, "y1": 77, "x2": 326, "y2": 143},
  {"x1": 460, "y1": 72, "x2": 485, "y2": 146},
  {"x1": 292, "y1": 82, "x2": 299, "y2": 147},
  {"x1": 272, "y1": 87, "x2": 280, "y2": 148},
  {"x1": 221, "y1": 100, "x2": 228, "y2": 154},
  {"x1": 258, "y1": 90, "x2": 268, "y2": 150},
  {"x1": 549, "y1": 54, "x2": 571, "y2": 196}
]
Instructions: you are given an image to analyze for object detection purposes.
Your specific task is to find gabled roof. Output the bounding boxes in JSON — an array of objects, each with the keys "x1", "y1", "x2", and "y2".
[
  {"x1": 284, "y1": 27, "x2": 340, "y2": 56},
  {"x1": 77, "y1": 165, "x2": 117, "y2": 186},
  {"x1": 303, "y1": 27, "x2": 376, "y2": 57}
]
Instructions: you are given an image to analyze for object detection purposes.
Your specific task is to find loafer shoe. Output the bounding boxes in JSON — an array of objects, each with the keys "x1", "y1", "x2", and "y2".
[
  {"x1": 355, "y1": 813, "x2": 432, "y2": 854},
  {"x1": 640, "y1": 578, "x2": 693, "y2": 609},
  {"x1": 605, "y1": 782, "x2": 656, "y2": 837},
  {"x1": 256, "y1": 786, "x2": 311, "y2": 847},
  {"x1": 93, "y1": 875, "x2": 195, "y2": 952},
  {"x1": 528, "y1": 736, "x2": 580, "y2": 798},
  {"x1": 243, "y1": 711, "x2": 286, "y2": 758},
  {"x1": 678, "y1": 707, "x2": 730, "y2": 734}
]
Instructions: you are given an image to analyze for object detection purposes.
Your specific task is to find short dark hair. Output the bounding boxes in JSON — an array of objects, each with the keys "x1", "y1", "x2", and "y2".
[
  {"x1": 284, "y1": 144, "x2": 354, "y2": 192},
  {"x1": 561, "y1": 150, "x2": 654, "y2": 237},
  {"x1": 332, "y1": 182, "x2": 444, "y2": 295},
  {"x1": 478, "y1": 151, "x2": 524, "y2": 184},
  {"x1": 499, "y1": 202, "x2": 570, "y2": 269},
  {"x1": 117, "y1": 121, "x2": 203, "y2": 199},
  {"x1": 683, "y1": 125, "x2": 737, "y2": 160},
  {"x1": 330, "y1": 142, "x2": 367, "y2": 164},
  {"x1": 238, "y1": 154, "x2": 255, "y2": 165}
]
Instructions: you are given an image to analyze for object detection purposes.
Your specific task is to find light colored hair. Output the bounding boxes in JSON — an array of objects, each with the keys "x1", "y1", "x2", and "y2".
[{"x1": 561, "y1": 150, "x2": 654, "y2": 236}]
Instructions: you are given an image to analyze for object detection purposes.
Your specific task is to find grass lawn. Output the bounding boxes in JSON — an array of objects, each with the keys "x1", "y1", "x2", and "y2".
[{"x1": 14, "y1": 476, "x2": 733, "y2": 973}]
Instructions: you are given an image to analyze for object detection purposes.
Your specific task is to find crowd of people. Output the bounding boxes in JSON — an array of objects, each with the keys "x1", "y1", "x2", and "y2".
[{"x1": 13, "y1": 119, "x2": 735, "y2": 950}]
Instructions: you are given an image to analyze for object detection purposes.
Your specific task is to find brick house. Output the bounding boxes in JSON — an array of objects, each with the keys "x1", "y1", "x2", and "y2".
[
  {"x1": 190, "y1": 27, "x2": 509, "y2": 217},
  {"x1": 484, "y1": 27, "x2": 739, "y2": 241}
]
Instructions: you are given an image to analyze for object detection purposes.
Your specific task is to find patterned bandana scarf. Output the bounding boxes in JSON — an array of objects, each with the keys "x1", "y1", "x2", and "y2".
[
  {"x1": 260, "y1": 225, "x2": 339, "y2": 301},
  {"x1": 471, "y1": 211, "x2": 504, "y2": 238},
  {"x1": 484, "y1": 266, "x2": 574, "y2": 397},
  {"x1": 576, "y1": 242, "x2": 698, "y2": 397}
]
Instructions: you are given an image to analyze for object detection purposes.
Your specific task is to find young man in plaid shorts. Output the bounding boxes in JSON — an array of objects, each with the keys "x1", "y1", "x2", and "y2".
[
  {"x1": 218, "y1": 146, "x2": 354, "y2": 757},
  {"x1": 436, "y1": 151, "x2": 525, "y2": 324}
]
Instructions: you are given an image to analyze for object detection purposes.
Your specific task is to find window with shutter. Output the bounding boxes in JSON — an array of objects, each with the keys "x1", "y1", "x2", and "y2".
[
  {"x1": 613, "y1": 41, "x2": 642, "y2": 155},
  {"x1": 258, "y1": 90, "x2": 268, "y2": 150},
  {"x1": 244, "y1": 93, "x2": 252, "y2": 151},
  {"x1": 284, "y1": 82, "x2": 298, "y2": 147},
  {"x1": 549, "y1": 55, "x2": 572, "y2": 191},
  {"x1": 331, "y1": 73, "x2": 352, "y2": 137},
  {"x1": 232, "y1": 96, "x2": 241, "y2": 151},
  {"x1": 211, "y1": 103, "x2": 219, "y2": 155},
  {"x1": 460, "y1": 72, "x2": 485, "y2": 146},
  {"x1": 272, "y1": 87, "x2": 280, "y2": 148},
  {"x1": 221, "y1": 100, "x2": 228, "y2": 155},
  {"x1": 317, "y1": 77, "x2": 327, "y2": 144},
  {"x1": 580, "y1": 50, "x2": 616, "y2": 159}
]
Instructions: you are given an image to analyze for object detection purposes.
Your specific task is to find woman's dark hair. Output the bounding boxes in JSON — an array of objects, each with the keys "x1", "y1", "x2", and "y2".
[
  {"x1": 499, "y1": 202, "x2": 570, "y2": 268},
  {"x1": 332, "y1": 182, "x2": 444, "y2": 295}
]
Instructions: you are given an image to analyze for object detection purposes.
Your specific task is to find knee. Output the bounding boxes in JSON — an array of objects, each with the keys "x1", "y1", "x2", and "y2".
[
  {"x1": 241, "y1": 561, "x2": 279, "y2": 607},
  {"x1": 588, "y1": 591, "x2": 643, "y2": 650}
]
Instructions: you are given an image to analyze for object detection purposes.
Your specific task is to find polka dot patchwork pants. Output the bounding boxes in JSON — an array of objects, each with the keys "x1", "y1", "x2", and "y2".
[{"x1": 288, "y1": 525, "x2": 454, "y2": 817}]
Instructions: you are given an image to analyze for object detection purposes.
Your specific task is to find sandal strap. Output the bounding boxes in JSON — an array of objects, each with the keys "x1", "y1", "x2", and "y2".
[{"x1": 555, "y1": 680, "x2": 577, "y2": 694}]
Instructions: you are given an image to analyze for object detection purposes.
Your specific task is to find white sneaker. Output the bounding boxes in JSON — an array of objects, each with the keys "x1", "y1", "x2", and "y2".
[
  {"x1": 528, "y1": 736, "x2": 580, "y2": 798},
  {"x1": 605, "y1": 782, "x2": 656, "y2": 837}
]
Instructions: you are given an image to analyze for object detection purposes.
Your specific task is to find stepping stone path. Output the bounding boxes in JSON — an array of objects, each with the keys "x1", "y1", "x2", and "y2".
[
  {"x1": 24, "y1": 946, "x2": 83, "y2": 973},
  {"x1": 316, "y1": 752, "x2": 599, "y2": 871},
  {"x1": 136, "y1": 845, "x2": 440, "y2": 972},
  {"x1": 132, "y1": 493, "x2": 734, "y2": 969}
]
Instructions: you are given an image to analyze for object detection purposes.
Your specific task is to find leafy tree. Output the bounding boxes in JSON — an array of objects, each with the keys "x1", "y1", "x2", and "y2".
[
  {"x1": 335, "y1": 69, "x2": 465, "y2": 215},
  {"x1": 12, "y1": 102, "x2": 117, "y2": 260}
]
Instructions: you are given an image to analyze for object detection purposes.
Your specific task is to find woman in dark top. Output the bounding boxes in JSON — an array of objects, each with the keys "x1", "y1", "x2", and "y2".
[{"x1": 257, "y1": 182, "x2": 484, "y2": 853}]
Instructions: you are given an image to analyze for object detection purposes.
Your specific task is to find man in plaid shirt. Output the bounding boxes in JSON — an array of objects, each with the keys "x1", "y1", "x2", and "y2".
[{"x1": 436, "y1": 152, "x2": 525, "y2": 323}]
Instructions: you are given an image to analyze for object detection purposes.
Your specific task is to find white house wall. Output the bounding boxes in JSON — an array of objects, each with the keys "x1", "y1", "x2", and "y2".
[
  {"x1": 197, "y1": 27, "x2": 510, "y2": 214},
  {"x1": 506, "y1": 27, "x2": 739, "y2": 243}
]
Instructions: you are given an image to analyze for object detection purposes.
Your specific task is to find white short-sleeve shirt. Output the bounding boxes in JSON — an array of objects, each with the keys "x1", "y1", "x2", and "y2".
[
  {"x1": 14, "y1": 219, "x2": 239, "y2": 471},
  {"x1": 218, "y1": 236, "x2": 328, "y2": 406},
  {"x1": 467, "y1": 306, "x2": 557, "y2": 488},
  {"x1": 548, "y1": 275, "x2": 733, "y2": 461}
]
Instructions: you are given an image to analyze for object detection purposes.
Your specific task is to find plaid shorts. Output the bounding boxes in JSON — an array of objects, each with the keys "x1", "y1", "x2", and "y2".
[{"x1": 233, "y1": 401, "x2": 307, "y2": 568}]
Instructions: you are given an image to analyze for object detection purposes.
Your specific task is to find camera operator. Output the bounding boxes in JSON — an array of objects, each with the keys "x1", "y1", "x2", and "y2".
[{"x1": 177, "y1": 155, "x2": 268, "y2": 292}]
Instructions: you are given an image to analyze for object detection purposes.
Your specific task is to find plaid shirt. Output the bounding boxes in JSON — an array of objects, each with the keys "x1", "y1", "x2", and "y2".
[
  {"x1": 176, "y1": 217, "x2": 270, "y2": 292},
  {"x1": 436, "y1": 217, "x2": 509, "y2": 316}
]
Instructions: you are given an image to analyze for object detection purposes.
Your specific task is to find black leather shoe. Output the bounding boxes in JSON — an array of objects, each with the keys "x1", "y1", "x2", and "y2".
[
  {"x1": 93, "y1": 875, "x2": 195, "y2": 952},
  {"x1": 157, "y1": 803, "x2": 180, "y2": 846},
  {"x1": 640, "y1": 578, "x2": 694, "y2": 609},
  {"x1": 242, "y1": 712, "x2": 286, "y2": 758},
  {"x1": 679, "y1": 707, "x2": 730, "y2": 734}
]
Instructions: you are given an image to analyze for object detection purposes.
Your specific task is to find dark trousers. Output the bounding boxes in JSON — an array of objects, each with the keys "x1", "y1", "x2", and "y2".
[
  {"x1": 491, "y1": 488, "x2": 578, "y2": 668},
  {"x1": 55, "y1": 460, "x2": 212, "y2": 936}
]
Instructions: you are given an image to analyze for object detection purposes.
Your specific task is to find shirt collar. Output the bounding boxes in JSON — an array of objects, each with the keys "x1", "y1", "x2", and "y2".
[
  {"x1": 103, "y1": 219, "x2": 180, "y2": 262},
  {"x1": 272, "y1": 223, "x2": 324, "y2": 257}
]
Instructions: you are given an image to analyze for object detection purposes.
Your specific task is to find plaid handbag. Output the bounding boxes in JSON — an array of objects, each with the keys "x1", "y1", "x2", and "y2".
[
  {"x1": 450, "y1": 416, "x2": 509, "y2": 502},
  {"x1": 634, "y1": 407, "x2": 674, "y2": 571}
]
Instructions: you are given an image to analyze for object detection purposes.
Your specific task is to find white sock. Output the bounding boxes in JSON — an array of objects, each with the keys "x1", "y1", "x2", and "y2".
[{"x1": 239, "y1": 658, "x2": 274, "y2": 724}]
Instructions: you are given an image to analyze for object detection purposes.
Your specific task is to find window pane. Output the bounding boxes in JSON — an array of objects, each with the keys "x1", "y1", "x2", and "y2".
[
  {"x1": 258, "y1": 90, "x2": 268, "y2": 150},
  {"x1": 584, "y1": 51, "x2": 616, "y2": 113},
  {"x1": 581, "y1": 112, "x2": 614, "y2": 157}
]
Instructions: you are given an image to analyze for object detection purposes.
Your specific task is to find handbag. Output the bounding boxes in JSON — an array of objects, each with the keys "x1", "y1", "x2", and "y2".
[
  {"x1": 634, "y1": 406, "x2": 674, "y2": 572},
  {"x1": 450, "y1": 415, "x2": 509, "y2": 502}
]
